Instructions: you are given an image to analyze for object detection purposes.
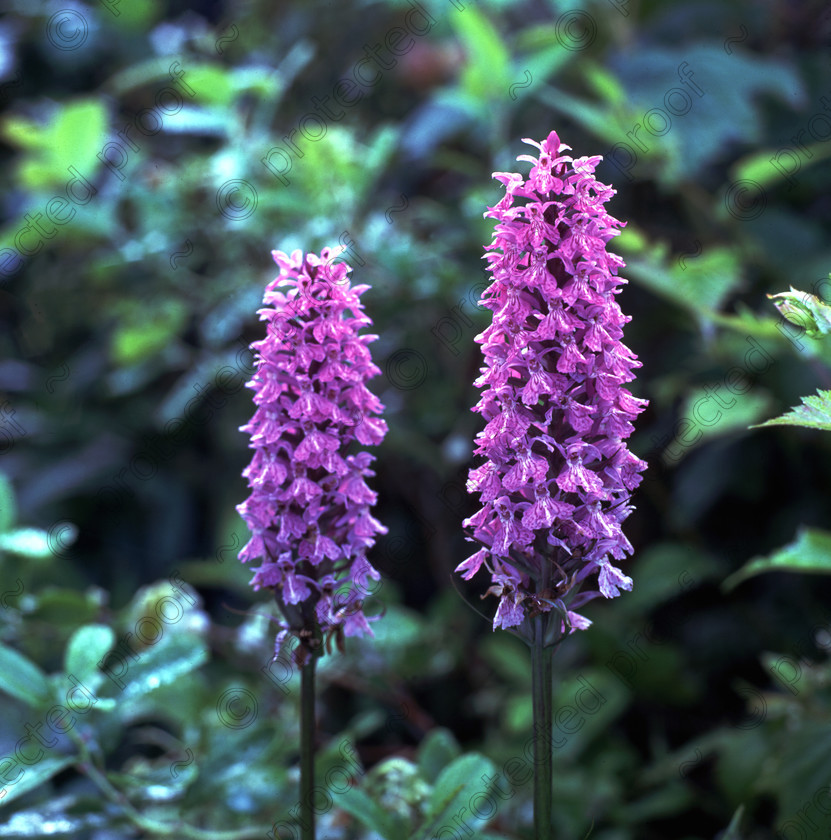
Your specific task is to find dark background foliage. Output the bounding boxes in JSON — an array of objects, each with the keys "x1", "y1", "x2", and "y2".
[{"x1": 1, "y1": 0, "x2": 830, "y2": 837}]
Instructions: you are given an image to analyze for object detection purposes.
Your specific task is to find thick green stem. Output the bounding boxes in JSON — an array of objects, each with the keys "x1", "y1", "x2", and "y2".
[
  {"x1": 300, "y1": 650, "x2": 317, "y2": 840},
  {"x1": 532, "y1": 617, "x2": 553, "y2": 840}
]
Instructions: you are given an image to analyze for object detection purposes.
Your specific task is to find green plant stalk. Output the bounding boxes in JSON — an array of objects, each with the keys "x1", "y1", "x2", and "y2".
[
  {"x1": 300, "y1": 648, "x2": 318, "y2": 840},
  {"x1": 532, "y1": 615, "x2": 553, "y2": 840}
]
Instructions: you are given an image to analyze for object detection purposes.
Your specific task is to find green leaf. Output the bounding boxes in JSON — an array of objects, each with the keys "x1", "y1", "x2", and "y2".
[
  {"x1": 6, "y1": 100, "x2": 108, "y2": 190},
  {"x1": 182, "y1": 65, "x2": 235, "y2": 105},
  {"x1": 104, "y1": 581, "x2": 210, "y2": 705},
  {"x1": 0, "y1": 116, "x2": 43, "y2": 149},
  {"x1": 64, "y1": 624, "x2": 115, "y2": 693},
  {"x1": 766, "y1": 284, "x2": 831, "y2": 338},
  {"x1": 751, "y1": 389, "x2": 831, "y2": 432},
  {"x1": 417, "y1": 753, "x2": 497, "y2": 839},
  {"x1": 0, "y1": 643, "x2": 51, "y2": 708},
  {"x1": 451, "y1": 7, "x2": 510, "y2": 103},
  {"x1": 111, "y1": 300, "x2": 188, "y2": 365},
  {"x1": 733, "y1": 141, "x2": 831, "y2": 188},
  {"x1": 766, "y1": 722, "x2": 831, "y2": 830},
  {"x1": 669, "y1": 386, "x2": 770, "y2": 462},
  {"x1": 0, "y1": 473, "x2": 16, "y2": 533},
  {"x1": 584, "y1": 62, "x2": 627, "y2": 106},
  {"x1": 721, "y1": 804, "x2": 746, "y2": 839},
  {"x1": 0, "y1": 756, "x2": 75, "y2": 809},
  {"x1": 723, "y1": 527, "x2": 831, "y2": 591},
  {"x1": 610, "y1": 44, "x2": 804, "y2": 182},
  {"x1": 536, "y1": 85, "x2": 631, "y2": 146},
  {"x1": 633, "y1": 245, "x2": 742, "y2": 316},
  {"x1": 0, "y1": 528, "x2": 52, "y2": 558},
  {"x1": 709, "y1": 304, "x2": 792, "y2": 341},
  {"x1": 337, "y1": 785, "x2": 405, "y2": 840},
  {"x1": 417, "y1": 728, "x2": 462, "y2": 785}
]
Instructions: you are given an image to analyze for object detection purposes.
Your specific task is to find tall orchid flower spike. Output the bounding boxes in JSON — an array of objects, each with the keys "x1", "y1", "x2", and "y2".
[
  {"x1": 237, "y1": 246, "x2": 388, "y2": 665},
  {"x1": 460, "y1": 130, "x2": 648, "y2": 643}
]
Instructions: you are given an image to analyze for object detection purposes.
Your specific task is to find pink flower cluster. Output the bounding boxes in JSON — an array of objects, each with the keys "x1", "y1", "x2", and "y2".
[
  {"x1": 237, "y1": 247, "x2": 388, "y2": 658},
  {"x1": 459, "y1": 131, "x2": 648, "y2": 633}
]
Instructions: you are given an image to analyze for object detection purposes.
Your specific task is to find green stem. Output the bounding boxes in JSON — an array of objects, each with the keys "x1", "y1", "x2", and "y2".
[
  {"x1": 532, "y1": 616, "x2": 553, "y2": 840},
  {"x1": 300, "y1": 649, "x2": 318, "y2": 840}
]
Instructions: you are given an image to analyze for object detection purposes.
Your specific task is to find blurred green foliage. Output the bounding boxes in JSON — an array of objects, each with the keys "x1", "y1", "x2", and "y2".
[{"x1": 1, "y1": 0, "x2": 831, "y2": 837}]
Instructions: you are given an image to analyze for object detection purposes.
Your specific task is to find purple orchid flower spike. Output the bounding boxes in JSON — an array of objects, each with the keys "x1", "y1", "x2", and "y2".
[
  {"x1": 460, "y1": 130, "x2": 648, "y2": 641},
  {"x1": 237, "y1": 246, "x2": 388, "y2": 664}
]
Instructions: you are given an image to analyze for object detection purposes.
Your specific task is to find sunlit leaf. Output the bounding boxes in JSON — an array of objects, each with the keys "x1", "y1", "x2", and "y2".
[
  {"x1": 417, "y1": 754, "x2": 497, "y2": 839},
  {"x1": 767, "y1": 283, "x2": 831, "y2": 338},
  {"x1": 723, "y1": 527, "x2": 831, "y2": 591},
  {"x1": 64, "y1": 625, "x2": 115, "y2": 692},
  {"x1": 752, "y1": 389, "x2": 831, "y2": 432},
  {"x1": 0, "y1": 757, "x2": 75, "y2": 809},
  {"x1": 417, "y1": 729, "x2": 461, "y2": 785},
  {"x1": 0, "y1": 643, "x2": 50, "y2": 708},
  {"x1": 451, "y1": 7, "x2": 510, "y2": 103},
  {"x1": 0, "y1": 528, "x2": 52, "y2": 558}
]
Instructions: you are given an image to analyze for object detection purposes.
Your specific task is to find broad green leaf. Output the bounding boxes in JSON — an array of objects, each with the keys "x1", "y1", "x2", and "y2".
[
  {"x1": 608, "y1": 44, "x2": 804, "y2": 182},
  {"x1": 614, "y1": 225, "x2": 742, "y2": 316},
  {"x1": 0, "y1": 643, "x2": 50, "y2": 708},
  {"x1": 417, "y1": 753, "x2": 497, "y2": 839},
  {"x1": 733, "y1": 142, "x2": 831, "y2": 188},
  {"x1": 553, "y1": 671, "x2": 632, "y2": 761},
  {"x1": 49, "y1": 100, "x2": 108, "y2": 177},
  {"x1": 511, "y1": 25, "x2": 574, "y2": 102},
  {"x1": 7, "y1": 100, "x2": 108, "y2": 190},
  {"x1": 536, "y1": 85, "x2": 631, "y2": 146},
  {"x1": 767, "y1": 283, "x2": 831, "y2": 338},
  {"x1": 0, "y1": 116, "x2": 43, "y2": 149},
  {"x1": 0, "y1": 756, "x2": 75, "y2": 809},
  {"x1": 0, "y1": 474, "x2": 16, "y2": 533},
  {"x1": 0, "y1": 528, "x2": 52, "y2": 558},
  {"x1": 751, "y1": 389, "x2": 831, "y2": 432},
  {"x1": 337, "y1": 785, "x2": 406, "y2": 840},
  {"x1": 104, "y1": 0, "x2": 160, "y2": 29},
  {"x1": 181, "y1": 65, "x2": 234, "y2": 105},
  {"x1": 25, "y1": 587, "x2": 105, "y2": 632},
  {"x1": 104, "y1": 581, "x2": 210, "y2": 705},
  {"x1": 584, "y1": 62, "x2": 627, "y2": 105},
  {"x1": 452, "y1": 7, "x2": 510, "y2": 103},
  {"x1": 64, "y1": 625, "x2": 115, "y2": 692},
  {"x1": 628, "y1": 246, "x2": 742, "y2": 316},
  {"x1": 111, "y1": 300, "x2": 188, "y2": 365},
  {"x1": 722, "y1": 804, "x2": 746, "y2": 839},
  {"x1": 480, "y1": 634, "x2": 530, "y2": 686},
  {"x1": 670, "y1": 386, "x2": 770, "y2": 461},
  {"x1": 764, "y1": 722, "x2": 831, "y2": 831},
  {"x1": 615, "y1": 782, "x2": 695, "y2": 824},
  {"x1": 619, "y1": 542, "x2": 719, "y2": 615},
  {"x1": 723, "y1": 527, "x2": 831, "y2": 591},
  {"x1": 615, "y1": 224, "x2": 649, "y2": 254},
  {"x1": 709, "y1": 304, "x2": 792, "y2": 341},
  {"x1": 417, "y1": 728, "x2": 462, "y2": 785}
]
